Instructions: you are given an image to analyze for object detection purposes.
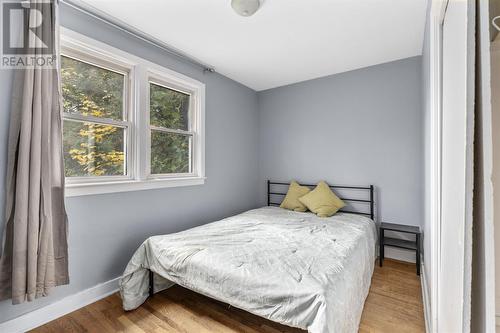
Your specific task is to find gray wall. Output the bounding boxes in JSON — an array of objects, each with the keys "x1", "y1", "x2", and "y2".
[
  {"x1": 257, "y1": 56, "x2": 423, "y2": 228},
  {"x1": 0, "y1": 3, "x2": 260, "y2": 322}
]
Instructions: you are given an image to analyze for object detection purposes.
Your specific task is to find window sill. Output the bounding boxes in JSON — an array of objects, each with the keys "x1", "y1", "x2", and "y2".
[{"x1": 65, "y1": 176, "x2": 206, "y2": 197}]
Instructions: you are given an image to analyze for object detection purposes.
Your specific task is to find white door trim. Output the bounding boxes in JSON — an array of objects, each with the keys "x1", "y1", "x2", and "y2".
[
  {"x1": 433, "y1": 0, "x2": 474, "y2": 331},
  {"x1": 428, "y1": 1, "x2": 447, "y2": 332}
]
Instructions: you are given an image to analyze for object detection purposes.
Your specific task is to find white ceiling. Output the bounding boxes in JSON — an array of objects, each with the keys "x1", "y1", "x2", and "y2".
[{"x1": 79, "y1": 0, "x2": 428, "y2": 91}]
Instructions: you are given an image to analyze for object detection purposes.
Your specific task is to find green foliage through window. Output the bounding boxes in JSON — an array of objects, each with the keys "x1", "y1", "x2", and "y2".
[
  {"x1": 62, "y1": 56, "x2": 126, "y2": 177},
  {"x1": 151, "y1": 131, "x2": 190, "y2": 174},
  {"x1": 150, "y1": 83, "x2": 189, "y2": 130},
  {"x1": 62, "y1": 56, "x2": 123, "y2": 120},
  {"x1": 63, "y1": 120, "x2": 125, "y2": 176},
  {"x1": 150, "y1": 83, "x2": 192, "y2": 174}
]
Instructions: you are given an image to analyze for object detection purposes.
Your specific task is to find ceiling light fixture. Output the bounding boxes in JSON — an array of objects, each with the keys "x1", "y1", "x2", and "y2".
[{"x1": 231, "y1": 0, "x2": 261, "y2": 17}]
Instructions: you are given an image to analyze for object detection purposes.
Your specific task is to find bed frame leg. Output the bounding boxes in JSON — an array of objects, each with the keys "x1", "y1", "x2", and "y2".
[{"x1": 149, "y1": 270, "x2": 154, "y2": 297}]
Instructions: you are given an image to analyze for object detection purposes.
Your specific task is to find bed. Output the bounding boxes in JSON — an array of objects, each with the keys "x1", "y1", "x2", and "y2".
[{"x1": 119, "y1": 181, "x2": 377, "y2": 333}]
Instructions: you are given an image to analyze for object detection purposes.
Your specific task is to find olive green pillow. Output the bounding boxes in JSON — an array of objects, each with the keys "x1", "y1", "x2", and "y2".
[
  {"x1": 280, "y1": 181, "x2": 311, "y2": 212},
  {"x1": 298, "y1": 181, "x2": 346, "y2": 217}
]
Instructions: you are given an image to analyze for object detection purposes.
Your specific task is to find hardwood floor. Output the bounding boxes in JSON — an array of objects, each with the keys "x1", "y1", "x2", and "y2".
[{"x1": 31, "y1": 259, "x2": 425, "y2": 333}]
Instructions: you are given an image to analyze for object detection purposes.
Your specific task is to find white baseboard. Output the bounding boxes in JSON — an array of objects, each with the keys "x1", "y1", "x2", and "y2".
[
  {"x1": 421, "y1": 259, "x2": 431, "y2": 333},
  {"x1": 0, "y1": 277, "x2": 120, "y2": 333}
]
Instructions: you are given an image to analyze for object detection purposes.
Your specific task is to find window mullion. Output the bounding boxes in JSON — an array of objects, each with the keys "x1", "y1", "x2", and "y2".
[
  {"x1": 137, "y1": 66, "x2": 150, "y2": 180},
  {"x1": 149, "y1": 126, "x2": 194, "y2": 136},
  {"x1": 124, "y1": 66, "x2": 134, "y2": 181},
  {"x1": 63, "y1": 113, "x2": 129, "y2": 128}
]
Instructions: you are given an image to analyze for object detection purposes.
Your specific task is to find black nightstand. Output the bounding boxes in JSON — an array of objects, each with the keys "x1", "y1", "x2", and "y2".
[{"x1": 379, "y1": 222, "x2": 421, "y2": 275}]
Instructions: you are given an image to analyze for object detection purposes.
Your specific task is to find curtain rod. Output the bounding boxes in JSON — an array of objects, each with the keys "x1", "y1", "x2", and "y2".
[{"x1": 60, "y1": 0, "x2": 216, "y2": 73}]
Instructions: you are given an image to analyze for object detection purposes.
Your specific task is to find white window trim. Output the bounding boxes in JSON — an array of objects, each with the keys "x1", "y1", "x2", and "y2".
[
  {"x1": 61, "y1": 28, "x2": 206, "y2": 197},
  {"x1": 61, "y1": 46, "x2": 136, "y2": 185},
  {"x1": 146, "y1": 69, "x2": 201, "y2": 179}
]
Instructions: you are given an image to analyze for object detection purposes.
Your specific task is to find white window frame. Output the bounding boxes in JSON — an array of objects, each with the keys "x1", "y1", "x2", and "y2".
[
  {"x1": 145, "y1": 70, "x2": 203, "y2": 180},
  {"x1": 62, "y1": 28, "x2": 205, "y2": 197},
  {"x1": 61, "y1": 44, "x2": 136, "y2": 185}
]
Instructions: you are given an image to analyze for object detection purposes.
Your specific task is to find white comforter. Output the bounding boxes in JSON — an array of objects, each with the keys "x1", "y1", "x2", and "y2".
[{"x1": 119, "y1": 207, "x2": 377, "y2": 333}]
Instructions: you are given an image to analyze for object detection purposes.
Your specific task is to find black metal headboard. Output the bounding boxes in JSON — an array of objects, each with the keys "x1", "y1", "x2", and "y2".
[{"x1": 267, "y1": 180, "x2": 375, "y2": 220}]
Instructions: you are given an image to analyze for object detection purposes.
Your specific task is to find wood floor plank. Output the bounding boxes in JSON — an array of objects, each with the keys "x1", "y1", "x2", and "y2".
[
  {"x1": 156, "y1": 291, "x2": 262, "y2": 333},
  {"x1": 68, "y1": 308, "x2": 110, "y2": 332},
  {"x1": 30, "y1": 259, "x2": 424, "y2": 333}
]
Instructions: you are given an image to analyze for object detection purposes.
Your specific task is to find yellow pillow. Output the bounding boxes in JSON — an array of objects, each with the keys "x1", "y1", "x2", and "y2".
[
  {"x1": 298, "y1": 181, "x2": 346, "y2": 217},
  {"x1": 280, "y1": 181, "x2": 311, "y2": 212}
]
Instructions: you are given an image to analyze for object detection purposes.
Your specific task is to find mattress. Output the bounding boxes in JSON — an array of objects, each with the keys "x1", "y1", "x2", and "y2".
[{"x1": 119, "y1": 206, "x2": 377, "y2": 333}]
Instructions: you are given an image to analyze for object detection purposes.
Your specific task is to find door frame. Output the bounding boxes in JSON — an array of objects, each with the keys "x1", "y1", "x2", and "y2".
[
  {"x1": 428, "y1": 1, "x2": 447, "y2": 332},
  {"x1": 429, "y1": 0, "x2": 475, "y2": 331}
]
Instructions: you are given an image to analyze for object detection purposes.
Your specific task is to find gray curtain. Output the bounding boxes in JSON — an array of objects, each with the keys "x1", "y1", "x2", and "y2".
[{"x1": 0, "y1": 0, "x2": 69, "y2": 304}]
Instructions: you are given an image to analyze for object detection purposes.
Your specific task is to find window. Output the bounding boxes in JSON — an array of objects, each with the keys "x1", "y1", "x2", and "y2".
[
  {"x1": 61, "y1": 29, "x2": 205, "y2": 196},
  {"x1": 149, "y1": 81, "x2": 192, "y2": 175},
  {"x1": 62, "y1": 55, "x2": 130, "y2": 179}
]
